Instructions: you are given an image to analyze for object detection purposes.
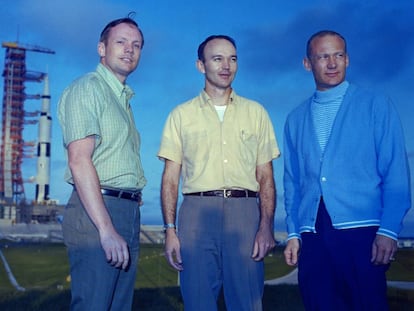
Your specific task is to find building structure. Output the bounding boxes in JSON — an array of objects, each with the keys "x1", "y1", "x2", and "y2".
[{"x1": 0, "y1": 41, "x2": 56, "y2": 223}]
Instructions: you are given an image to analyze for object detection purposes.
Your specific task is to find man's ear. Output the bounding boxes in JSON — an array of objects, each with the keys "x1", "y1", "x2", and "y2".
[
  {"x1": 196, "y1": 59, "x2": 205, "y2": 74},
  {"x1": 303, "y1": 57, "x2": 312, "y2": 72},
  {"x1": 97, "y1": 42, "x2": 105, "y2": 57}
]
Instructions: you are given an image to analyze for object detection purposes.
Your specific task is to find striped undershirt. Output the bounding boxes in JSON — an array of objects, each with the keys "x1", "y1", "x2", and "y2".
[{"x1": 311, "y1": 81, "x2": 349, "y2": 153}]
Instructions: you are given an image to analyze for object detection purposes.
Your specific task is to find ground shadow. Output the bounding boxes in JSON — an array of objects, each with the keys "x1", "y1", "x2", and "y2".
[{"x1": 0, "y1": 285, "x2": 413, "y2": 310}]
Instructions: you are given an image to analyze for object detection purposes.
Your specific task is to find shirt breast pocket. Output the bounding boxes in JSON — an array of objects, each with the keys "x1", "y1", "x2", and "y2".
[{"x1": 240, "y1": 130, "x2": 258, "y2": 165}]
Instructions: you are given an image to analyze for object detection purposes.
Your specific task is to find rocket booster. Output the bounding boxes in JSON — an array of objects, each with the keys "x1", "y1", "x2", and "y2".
[{"x1": 35, "y1": 74, "x2": 51, "y2": 203}]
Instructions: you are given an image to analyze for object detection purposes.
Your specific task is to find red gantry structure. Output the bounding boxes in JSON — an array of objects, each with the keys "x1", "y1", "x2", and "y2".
[{"x1": 0, "y1": 41, "x2": 55, "y2": 206}]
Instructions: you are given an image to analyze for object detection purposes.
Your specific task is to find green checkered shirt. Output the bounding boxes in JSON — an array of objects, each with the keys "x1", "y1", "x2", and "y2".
[{"x1": 58, "y1": 64, "x2": 146, "y2": 190}]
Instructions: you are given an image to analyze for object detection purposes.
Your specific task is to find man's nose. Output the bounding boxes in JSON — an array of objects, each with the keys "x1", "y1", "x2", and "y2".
[
  {"x1": 327, "y1": 56, "x2": 337, "y2": 68},
  {"x1": 124, "y1": 43, "x2": 133, "y2": 53},
  {"x1": 222, "y1": 59, "x2": 230, "y2": 69}
]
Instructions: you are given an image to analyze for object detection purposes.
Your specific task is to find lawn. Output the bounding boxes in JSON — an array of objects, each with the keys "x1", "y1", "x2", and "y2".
[{"x1": 0, "y1": 242, "x2": 413, "y2": 310}]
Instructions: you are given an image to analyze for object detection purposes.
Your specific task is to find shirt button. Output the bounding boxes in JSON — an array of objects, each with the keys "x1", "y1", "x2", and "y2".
[
  {"x1": 321, "y1": 177, "x2": 327, "y2": 182},
  {"x1": 223, "y1": 141, "x2": 227, "y2": 145},
  {"x1": 224, "y1": 159, "x2": 228, "y2": 163}
]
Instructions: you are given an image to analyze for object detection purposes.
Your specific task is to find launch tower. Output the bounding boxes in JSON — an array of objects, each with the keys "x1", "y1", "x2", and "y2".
[{"x1": 0, "y1": 42, "x2": 55, "y2": 205}]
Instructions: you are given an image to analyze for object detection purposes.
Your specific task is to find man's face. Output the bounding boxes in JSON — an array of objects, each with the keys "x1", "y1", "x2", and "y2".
[
  {"x1": 98, "y1": 23, "x2": 143, "y2": 83},
  {"x1": 304, "y1": 34, "x2": 349, "y2": 91},
  {"x1": 197, "y1": 38, "x2": 238, "y2": 91}
]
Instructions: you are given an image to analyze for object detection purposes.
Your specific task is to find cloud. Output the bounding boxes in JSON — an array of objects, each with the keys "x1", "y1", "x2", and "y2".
[
  {"x1": 339, "y1": 2, "x2": 414, "y2": 81},
  {"x1": 237, "y1": 0, "x2": 414, "y2": 85}
]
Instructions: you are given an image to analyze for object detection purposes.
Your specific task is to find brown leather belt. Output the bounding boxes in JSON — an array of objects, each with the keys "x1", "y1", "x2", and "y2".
[{"x1": 185, "y1": 189, "x2": 257, "y2": 198}]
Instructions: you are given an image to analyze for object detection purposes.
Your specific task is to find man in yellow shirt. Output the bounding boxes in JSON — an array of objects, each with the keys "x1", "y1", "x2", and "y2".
[{"x1": 158, "y1": 35, "x2": 280, "y2": 311}]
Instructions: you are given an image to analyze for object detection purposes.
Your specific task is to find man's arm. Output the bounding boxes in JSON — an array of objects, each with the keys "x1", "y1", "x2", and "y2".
[
  {"x1": 252, "y1": 161, "x2": 276, "y2": 261},
  {"x1": 68, "y1": 136, "x2": 129, "y2": 270},
  {"x1": 371, "y1": 98, "x2": 410, "y2": 265},
  {"x1": 161, "y1": 159, "x2": 183, "y2": 271}
]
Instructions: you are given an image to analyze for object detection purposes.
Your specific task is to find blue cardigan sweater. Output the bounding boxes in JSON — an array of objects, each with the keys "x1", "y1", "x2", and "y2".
[{"x1": 283, "y1": 83, "x2": 411, "y2": 240}]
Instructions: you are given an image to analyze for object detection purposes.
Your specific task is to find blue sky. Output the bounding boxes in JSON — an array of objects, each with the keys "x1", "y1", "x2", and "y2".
[{"x1": 1, "y1": 0, "x2": 413, "y2": 235}]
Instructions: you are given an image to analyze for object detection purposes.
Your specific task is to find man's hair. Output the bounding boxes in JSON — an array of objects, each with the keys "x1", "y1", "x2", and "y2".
[
  {"x1": 99, "y1": 12, "x2": 144, "y2": 48},
  {"x1": 197, "y1": 35, "x2": 237, "y2": 62},
  {"x1": 306, "y1": 30, "x2": 346, "y2": 58}
]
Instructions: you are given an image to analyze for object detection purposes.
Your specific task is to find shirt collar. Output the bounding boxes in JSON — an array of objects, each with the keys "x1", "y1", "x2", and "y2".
[
  {"x1": 96, "y1": 63, "x2": 135, "y2": 100},
  {"x1": 200, "y1": 89, "x2": 236, "y2": 107}
]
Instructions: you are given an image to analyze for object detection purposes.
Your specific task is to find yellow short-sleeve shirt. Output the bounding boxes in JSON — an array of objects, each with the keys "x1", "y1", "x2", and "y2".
[{"x1": 158, "y1": 90, "x2": 280, "y2": 193}]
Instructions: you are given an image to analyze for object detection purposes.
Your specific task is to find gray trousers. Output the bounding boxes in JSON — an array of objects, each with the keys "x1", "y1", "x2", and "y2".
[
  {"x1": 178, "y1": 195, "x2": 264, "y2": 311},
  {"x1": 63, "y1": 191, "x2": 141, "y2": 311}
]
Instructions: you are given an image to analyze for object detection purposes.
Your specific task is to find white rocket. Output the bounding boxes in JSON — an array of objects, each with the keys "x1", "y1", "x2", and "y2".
[{"x1": 35, "y1": 74, "x2": 51, "y2": 203}]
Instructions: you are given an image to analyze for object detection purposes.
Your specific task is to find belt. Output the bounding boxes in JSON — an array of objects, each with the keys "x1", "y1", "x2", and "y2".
[
  {"x1": 100, "y1": 188, "x2": 142, "y2": 202},
  {"x1": 185, "y1": 189, "x2": 257, "y2": 198}
]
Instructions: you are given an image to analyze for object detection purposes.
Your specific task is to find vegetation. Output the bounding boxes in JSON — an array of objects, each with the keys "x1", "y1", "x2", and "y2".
[{"x1": 0, "y1": 242, "x2": 413, "y2": 310}]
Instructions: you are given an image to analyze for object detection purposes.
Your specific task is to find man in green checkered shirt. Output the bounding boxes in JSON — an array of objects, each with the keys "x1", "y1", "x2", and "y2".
[{"x1": 58, "y1": 14, "x2": 146, "y2": 311}]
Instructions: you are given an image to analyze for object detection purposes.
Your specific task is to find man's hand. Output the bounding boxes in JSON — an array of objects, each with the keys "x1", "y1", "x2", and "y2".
[
  {"x1": 284, "y1": 238, "x2": 300, "y2": 266},
  {"x1": 100, "y1": 227, "x2": 130, "y2": 270},
  {"x1": 252, "y1": 227, "x2": 276, "y2": 261},
  {"x1": 164, "y1": 229, "x2": 183, "y2": 271},
  {"x1": 371, "y1": 234, "x2": 397, "y2": 265}
]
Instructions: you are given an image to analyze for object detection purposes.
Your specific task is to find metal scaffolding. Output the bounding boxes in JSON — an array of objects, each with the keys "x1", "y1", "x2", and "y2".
[{"x1": 0, "y1": 42, "x2": 54, "y2": 205}]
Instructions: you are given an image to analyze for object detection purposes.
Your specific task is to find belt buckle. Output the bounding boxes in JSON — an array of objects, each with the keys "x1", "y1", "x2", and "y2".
[
  {"x1": 224, "y1": 189, "x2": 231, "y2": 198},
  {"x1": 130, "y1": 191, "x2": 140, "y2": 201}
]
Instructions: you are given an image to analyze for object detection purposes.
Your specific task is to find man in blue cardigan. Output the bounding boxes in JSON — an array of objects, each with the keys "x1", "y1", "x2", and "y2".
[{"x1": 283, "y1": 30, "x2": 411, "y2": 311}]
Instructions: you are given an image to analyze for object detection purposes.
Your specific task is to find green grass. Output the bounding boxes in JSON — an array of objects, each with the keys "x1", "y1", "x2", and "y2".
[
  {"x1": 0, "y1": 242, "x2": 413, "y2": 310},
  {"x1": 137, "y1": 244, "x2": 297, "y2": 289}
]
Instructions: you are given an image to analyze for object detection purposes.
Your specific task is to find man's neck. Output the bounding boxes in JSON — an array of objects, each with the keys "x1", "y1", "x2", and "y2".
[{"x1": 204, "y1": 86, "x2": 232, "y2": 106}]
